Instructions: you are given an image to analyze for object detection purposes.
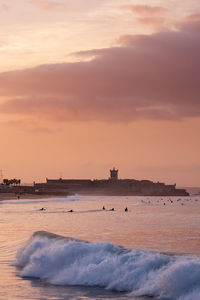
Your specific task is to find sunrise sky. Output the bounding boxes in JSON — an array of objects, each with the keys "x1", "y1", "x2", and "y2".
[{"x1": 0, "y1": 0, "x2": 200, "y2": 186}]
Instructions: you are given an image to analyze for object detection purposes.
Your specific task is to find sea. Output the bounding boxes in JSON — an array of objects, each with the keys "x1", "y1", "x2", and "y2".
[{"x1": 1, "y1": 194, "x2": 200, "y2": 300}]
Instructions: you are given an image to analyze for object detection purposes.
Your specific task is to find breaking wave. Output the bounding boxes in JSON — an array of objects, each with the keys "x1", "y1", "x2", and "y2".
[{"x1": 14, "y1": 231, "x2": 200, "y2": 300}]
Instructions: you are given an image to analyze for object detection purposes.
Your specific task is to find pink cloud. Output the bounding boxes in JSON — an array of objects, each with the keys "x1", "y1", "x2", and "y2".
[
  {"x1": 1, "y1": 3, "x2": 9, "y2": 12},
  {"x1": 28, "y1": 0, "x2": 71, "y2": 11},
  {"x1": 178, "y1": 13, "x2": 200, "y2": 32},
  {"x1": 0, "y1": 16, "x2": 200, "y2": 122},
  {"x1": 136, "y1": 16, "x2": 166, "y2": 29},
  {"x1": 122, "y1": 5, "x2": 167, "y2": 16},
  {"x1": 122, "y1": 4, "x2": 167, "y2": 29}
]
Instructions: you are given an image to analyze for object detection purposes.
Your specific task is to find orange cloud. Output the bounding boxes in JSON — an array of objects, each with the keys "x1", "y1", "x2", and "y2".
[
  {"x1": 0, "y1": 16, "x2": 200, "y2": 123},
  {"x1": 2, "y1": 119, "x2": 54, "y2": 133}
]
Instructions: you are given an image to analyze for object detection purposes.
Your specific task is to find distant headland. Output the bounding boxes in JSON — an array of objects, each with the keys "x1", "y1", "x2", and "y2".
[{"x1": 32, "y1": 168, "x2": 189, "y2": 196}]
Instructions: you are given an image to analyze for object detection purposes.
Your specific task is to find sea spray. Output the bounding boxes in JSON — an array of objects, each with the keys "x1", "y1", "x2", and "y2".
[{"x1": 14, "y1": 231, "x2": 200, "y2": 300}]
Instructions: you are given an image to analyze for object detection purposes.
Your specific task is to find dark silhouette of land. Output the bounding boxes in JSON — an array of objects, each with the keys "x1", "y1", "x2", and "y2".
[
  {"x1": 0, "y1": 168, "x2": 189, "y2": 198},
  {"x1": 33, "y1": 168, "x2": 189, "y2": 196}
]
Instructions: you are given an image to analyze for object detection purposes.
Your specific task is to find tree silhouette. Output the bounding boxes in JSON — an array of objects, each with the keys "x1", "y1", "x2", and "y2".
[{"x1": 3, "y1": 178, "x2": 21, "y2": 186}]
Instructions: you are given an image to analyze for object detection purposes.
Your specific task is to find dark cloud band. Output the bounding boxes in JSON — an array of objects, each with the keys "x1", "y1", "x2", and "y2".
[{"x1": 0, "y1": 15, "x2": 200, "y2": 122}]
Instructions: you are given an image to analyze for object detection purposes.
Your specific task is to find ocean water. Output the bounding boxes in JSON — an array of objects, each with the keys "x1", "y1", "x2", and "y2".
[{"x1": 1, "y1": 195, "x2": 200, "y2": 300}]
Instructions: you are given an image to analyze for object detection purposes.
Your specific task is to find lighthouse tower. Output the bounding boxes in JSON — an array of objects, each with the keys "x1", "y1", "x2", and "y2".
[{"x1": 110, "y1": 167, "x2": 118, "y2": 180}]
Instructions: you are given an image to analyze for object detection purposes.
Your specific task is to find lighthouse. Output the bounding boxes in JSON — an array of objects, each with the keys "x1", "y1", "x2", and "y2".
[{"x1": 110, "y1": 167, "x2": 118, "y2": 180}]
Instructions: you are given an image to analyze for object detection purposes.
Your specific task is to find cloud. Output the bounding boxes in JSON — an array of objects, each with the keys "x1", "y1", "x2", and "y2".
[
  {"x1": 0, "y1": 16, "x2": 200, "y2": 123},
  {"x1": 1, "y1": 3, "x2": 9, "y2": 12},
  {"x1": 28, "y1": 0, "x2": 71, "y2": 11},
  {"x1": 28, "y1": 0, "x2": 106, "y2": 13},
  {"x1": 122, "y1": 4, "x2": 168, "y2": 29},
  {"x1": 177, "y1": 13, "x2": 200, "y2": 32},
  {"x1": 134, "y1": 16, "x2": 166, "y2": 29},
  {"x1": 2, "y1": 119, "x2": 54, "y2": 133},
  {"x1": 122, "y1": 5, "x2": 167, "y2": 16}
]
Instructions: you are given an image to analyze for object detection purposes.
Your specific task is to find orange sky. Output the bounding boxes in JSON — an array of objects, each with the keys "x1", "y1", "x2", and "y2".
[{"x1": 0, "y1": 0, "x2": 200, "y2": 186}]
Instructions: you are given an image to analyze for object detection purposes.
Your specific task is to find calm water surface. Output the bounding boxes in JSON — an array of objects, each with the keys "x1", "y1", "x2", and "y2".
[{"x1": 0, "y1": 195, "x2": 200, "y2": 300}]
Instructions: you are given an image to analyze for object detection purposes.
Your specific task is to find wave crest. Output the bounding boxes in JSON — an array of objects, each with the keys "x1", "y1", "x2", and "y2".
[{"x1": 14, "y1": 231, "x2": 200, "y2": 300}]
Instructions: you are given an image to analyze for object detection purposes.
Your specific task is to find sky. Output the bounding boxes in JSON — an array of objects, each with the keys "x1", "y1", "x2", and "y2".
[{"x1": 0, "y1": 0, "x2": 200, "y2": 186}]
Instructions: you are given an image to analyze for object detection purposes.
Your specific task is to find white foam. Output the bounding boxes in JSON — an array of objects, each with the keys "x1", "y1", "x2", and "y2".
[{"x1": 14, "y1": 231, "x2": 200, "y2": 299}]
